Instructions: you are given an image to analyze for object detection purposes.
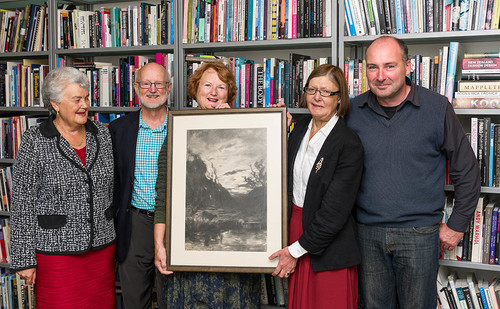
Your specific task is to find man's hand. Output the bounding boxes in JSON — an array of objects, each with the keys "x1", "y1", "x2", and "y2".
[{"x1": 440, "y1": 223, "x2": 464, "y2": 251}]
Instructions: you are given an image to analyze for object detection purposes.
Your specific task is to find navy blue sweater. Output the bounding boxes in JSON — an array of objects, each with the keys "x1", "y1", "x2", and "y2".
[{"x1": 346, "y1": 80, "x2": 480, "y2": 232}]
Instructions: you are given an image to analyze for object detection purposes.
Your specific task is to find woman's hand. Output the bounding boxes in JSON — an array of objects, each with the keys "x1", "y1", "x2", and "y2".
[
  {"x1": 154, "y1": 223, "x2": 173, "y2": 275},
  {"x1": 214, "y1": 103, "x2": 231, "y2": 109},
  {"x1": 269, "y1": 247, "x2": 297, "y2": 278},
  {"x1": 18, "y1": 268, "x2": 36, "y2": 285}
]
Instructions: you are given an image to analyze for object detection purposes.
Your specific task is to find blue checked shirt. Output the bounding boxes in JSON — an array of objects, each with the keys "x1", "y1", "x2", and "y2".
[{"x1": 131, "y1": 109, "x2": 168, "y2": 211}]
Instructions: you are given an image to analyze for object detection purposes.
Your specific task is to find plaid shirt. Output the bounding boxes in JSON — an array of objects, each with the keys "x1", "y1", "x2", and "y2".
[{"x1": 131, "y1": 109, "x2": 168, "y2": 211}]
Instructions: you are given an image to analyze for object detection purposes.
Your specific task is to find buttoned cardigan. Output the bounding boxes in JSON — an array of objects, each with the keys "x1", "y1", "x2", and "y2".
[{"x1": 10, "y1": 117, "x2": 115, "y2": 271}]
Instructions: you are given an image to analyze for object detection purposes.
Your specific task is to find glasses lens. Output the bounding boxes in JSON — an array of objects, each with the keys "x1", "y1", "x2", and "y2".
[
  {"x1": 154, "y1": 82, "x2": 167, "y2": 89},
  {"x1": 138, "y1": 82, "x2": 151, "y2": 89},
  {"x1": 319, "y1": 90, "x2": 332, "y2": 97}
]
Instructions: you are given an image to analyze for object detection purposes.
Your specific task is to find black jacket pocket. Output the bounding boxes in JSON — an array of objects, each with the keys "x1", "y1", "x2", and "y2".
[
  {"x1": 104, "y1": 205, "x2": 113, "y2": 221},
  {"x1": 37, "y1": 215, "x2": 67, "y2": 229}
]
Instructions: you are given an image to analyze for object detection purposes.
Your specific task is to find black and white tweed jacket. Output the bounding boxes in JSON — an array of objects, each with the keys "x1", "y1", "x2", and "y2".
[{"x1": 10, "y1": 116, "x2": 115, "y2": 271}]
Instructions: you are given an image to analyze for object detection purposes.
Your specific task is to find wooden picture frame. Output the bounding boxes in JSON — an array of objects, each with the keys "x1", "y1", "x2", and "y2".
[{"x1": 165, "y1": 108, "x2": 288, "y2": 273}]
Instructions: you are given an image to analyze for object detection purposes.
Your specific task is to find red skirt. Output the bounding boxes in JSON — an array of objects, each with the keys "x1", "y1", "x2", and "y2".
[
  {"x1": 288, "y1": 204, "x2": 358, "y2": 309},
  {"x1": 35, "y1": 243, "x2": 116, "y2": 309}
]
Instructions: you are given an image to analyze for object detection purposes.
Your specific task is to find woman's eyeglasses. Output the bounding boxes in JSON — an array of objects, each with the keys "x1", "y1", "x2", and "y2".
[{"x1": 303, "y1": 87, "x2": 340, "y2": 97}]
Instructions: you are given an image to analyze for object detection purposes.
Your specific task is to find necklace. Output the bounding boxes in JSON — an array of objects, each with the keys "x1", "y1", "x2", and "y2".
[{"x1": 53, "y1": 120, "x2": 86, "y2": 148}]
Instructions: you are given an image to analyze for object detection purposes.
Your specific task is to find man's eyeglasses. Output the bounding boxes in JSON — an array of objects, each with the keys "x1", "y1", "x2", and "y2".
[
  {"x1": 136, "y1": 81, "x2": 170, "y2": 89},
  {"x1": 303, "y1": 87, "x2": 340, "y2": 97}
]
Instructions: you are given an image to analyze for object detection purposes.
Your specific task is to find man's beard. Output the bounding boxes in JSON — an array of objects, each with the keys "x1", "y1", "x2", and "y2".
[{"x1": 138, "y1": 93, "x2": 167, "y2": 109}]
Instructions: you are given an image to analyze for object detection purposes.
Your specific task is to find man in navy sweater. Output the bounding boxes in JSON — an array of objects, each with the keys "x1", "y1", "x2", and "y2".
[{"x1": 346, "y1": 36, "x2": 480, "y2": 308}]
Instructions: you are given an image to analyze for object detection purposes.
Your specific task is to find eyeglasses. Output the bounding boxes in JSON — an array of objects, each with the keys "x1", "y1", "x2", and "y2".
[
  {"x1": 135, "y1": 81, "x2": 170, "y2": 89},
  {"x1": 303, "y1": 87, "x2": 340, "y2": 97}
]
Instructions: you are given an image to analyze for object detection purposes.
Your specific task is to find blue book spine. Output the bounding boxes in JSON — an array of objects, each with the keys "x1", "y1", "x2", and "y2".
[
  {"x1": 170, "y1": 1, "x2": 175, "y2": 44},
  {"x1": 235, "y1": 58, "x2": 241, "y2": 108},
  {"x1": 344, "y1": 0, "x2": 357, "y2": 36},
  {"x1": 285, "y1": 0, "x2": 289, "y2": 37},
  {"x1": 490, "y1": 122, "x2": 495, "y2": 187},
  {"x1": 13, "y1": 67, "x2": 18, "y2": 107},
  {"x1": 256, "y1": 0, "x2": 261, "y2": 40},
  {"x1": 226, "y1": 0, "x2": 232, "y2": 42},
  {"x1": 445, "y1": 42, "x2": 459, "y2": 102},
  {"x1": 411, "y1": 0, "x2": 417, "y2": 33},
  {"x1": 456, "y1": 287, "x2": 466, "y2": 303},
  {"x1": 395, "y1": 0, "x2": 404, "y2": 33},
  {"x1": 10, "y1": 69, "x2": 16, "y2": 107},
  {"x1": 248, "y1": 0, "x2": 254, "y2": 40},
  {"x1": 479, "y1": 287, "x2": 490, "y2": 309},
  {"x1": 490, "y1": 207, "x2": 498, "y2": 263},
  {"x1": 348, "y1": 60, "x2": 354, "y2": 98}
]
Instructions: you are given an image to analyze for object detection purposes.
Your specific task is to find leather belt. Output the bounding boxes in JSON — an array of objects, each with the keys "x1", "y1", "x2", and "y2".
[{"x1": 131, "y1": 206, "x2": 154, "y2": 217}]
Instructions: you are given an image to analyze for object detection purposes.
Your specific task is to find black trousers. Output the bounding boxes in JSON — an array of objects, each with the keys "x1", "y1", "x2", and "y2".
[{"x1": 118, "y1": 208, "x2": 166, "y2": 309}]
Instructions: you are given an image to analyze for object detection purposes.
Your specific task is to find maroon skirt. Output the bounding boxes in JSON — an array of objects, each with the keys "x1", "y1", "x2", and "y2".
[
  {"x1": 288, "y1": 204, "x2": 358, "y2": 309},
  {"x1": 34, "y1": 243, "x2": 116, "y2": 309}
]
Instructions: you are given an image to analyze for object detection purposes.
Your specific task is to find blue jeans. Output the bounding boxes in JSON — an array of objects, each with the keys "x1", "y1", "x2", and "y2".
[{"x1": 357, "y1": 224, "x2": 440, "y2": 309}]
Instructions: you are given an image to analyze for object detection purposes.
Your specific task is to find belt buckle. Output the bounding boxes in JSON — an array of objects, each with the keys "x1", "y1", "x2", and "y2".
[{"x1": 146, "y1": 210, "x2": 154, "y2": 217}]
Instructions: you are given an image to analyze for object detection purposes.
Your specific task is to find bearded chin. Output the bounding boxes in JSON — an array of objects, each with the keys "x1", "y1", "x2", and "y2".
[{"x1": 138, "y1": 95, "x2": 167, "y2": 109}]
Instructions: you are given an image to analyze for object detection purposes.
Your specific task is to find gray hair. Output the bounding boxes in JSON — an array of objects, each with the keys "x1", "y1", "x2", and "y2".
[{"x1": 42, "y1": 67, "x2": 90, "y2": 114}]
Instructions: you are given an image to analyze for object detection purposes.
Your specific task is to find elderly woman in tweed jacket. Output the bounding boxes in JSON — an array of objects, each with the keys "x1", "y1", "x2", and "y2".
[{"x1": 10, "y1": 67, "x2": 116, "y2": 308}]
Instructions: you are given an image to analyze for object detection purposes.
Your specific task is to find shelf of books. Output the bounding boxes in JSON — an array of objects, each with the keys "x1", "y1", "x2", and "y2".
[{"x1": 341, "y1": 0, "x2": 500, "y2": 38}]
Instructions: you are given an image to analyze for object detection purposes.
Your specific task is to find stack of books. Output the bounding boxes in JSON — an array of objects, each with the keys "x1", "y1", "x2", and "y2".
[
  {"x1": 345, "y1": 0, "x2": 500, "y2": 36},
  {"x1": 183, "y1": 0, "x2": 332, "y2": 44},
  {"x1": 0, "y1": 4, "x2": 48, "y2": 53},
  {"x1": 437, "y1": 270, "x2": 500, "y2": 309},
  {"x1": 442, "y1": 195, "x2": 500, "y2": 264},
  {"x1": 57, "y1": 1, "x2": 175, "y2": 49},
  {"x1": 2, "y1": 60, "x2": 49, "y2": 108},
  {"x1": 0, "y1": 270, "x2": 35, "y2": 309},
  {"x1": 453, "y1": 52, "x2": 500, "y2": 109}
]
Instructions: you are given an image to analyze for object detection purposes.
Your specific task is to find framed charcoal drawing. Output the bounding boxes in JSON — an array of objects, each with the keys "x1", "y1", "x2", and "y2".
[{"x1": 165, "y1": 107, "x2": 288, "y2": 273}]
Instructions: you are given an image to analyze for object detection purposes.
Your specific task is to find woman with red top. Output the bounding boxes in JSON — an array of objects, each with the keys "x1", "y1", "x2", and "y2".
[
  {"x1": 269, "y1": 64, "x2": 364, "y2": 309},
  {"x1": 10, "y1": 67, "x2": 115, "y2": 308}
]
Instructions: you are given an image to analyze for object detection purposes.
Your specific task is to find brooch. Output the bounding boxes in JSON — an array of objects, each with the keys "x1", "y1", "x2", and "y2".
[{"x1": 315, "y1": 157, "x2": 324, "y2": 173}]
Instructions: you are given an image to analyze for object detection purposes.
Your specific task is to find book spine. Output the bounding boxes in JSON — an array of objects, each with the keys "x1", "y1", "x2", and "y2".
[
  {"x1": 490, "y1": 207, "x2": 498, "y2": 263},
  {"x1": 444, "y1": 42, "x2": 459, "y2": 101},
  {"x1": 463, "y1": 58, "x2": 500, "y2": 70},
  {"x1": 459, "y1": 0, "x2": 470, "y2": 30},
  {"x1": 472, "y1": 199, "x2": 485, "y2": 263}
]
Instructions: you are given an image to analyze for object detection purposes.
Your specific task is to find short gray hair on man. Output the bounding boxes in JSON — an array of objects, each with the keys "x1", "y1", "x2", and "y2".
[{"x1": 42, "y1": 67, "x2": 90, "y2": 115}]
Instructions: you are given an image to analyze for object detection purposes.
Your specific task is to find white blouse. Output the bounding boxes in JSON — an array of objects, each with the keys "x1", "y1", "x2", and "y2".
[{"x1": 288, "y1": 114, "x2": 339, "y2": 258}]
